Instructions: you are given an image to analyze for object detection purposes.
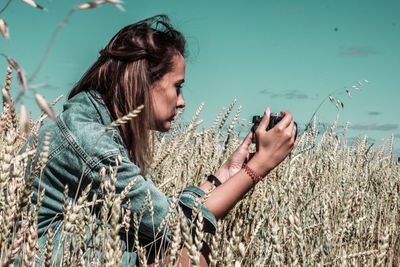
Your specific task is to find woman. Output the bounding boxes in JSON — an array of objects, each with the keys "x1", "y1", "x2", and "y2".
[{"x1": 31, "y1": 15, "x2": 295, "y2": 266}]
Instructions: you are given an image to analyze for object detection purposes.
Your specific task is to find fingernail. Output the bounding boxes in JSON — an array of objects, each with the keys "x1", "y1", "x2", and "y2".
[{"x1": 265, "y1": 107, "x2": 270, "y2": 116}]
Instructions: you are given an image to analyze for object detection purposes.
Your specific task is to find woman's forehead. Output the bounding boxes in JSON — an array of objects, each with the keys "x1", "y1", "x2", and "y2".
[{"x1": 169, "y1": 54, "x2": 186, "y2": 78}]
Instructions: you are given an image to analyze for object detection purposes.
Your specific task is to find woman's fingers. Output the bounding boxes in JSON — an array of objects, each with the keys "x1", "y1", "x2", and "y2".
[
  {"x1": 233, "y1": 131, "x2": 253, "y2": 156},
  {"x1": 246, "y1": 152, "x2": 255, "y2": 163},
  {"x1": 279, "y1": 117, "x2": 295, "y2": 148},
  {"x1": 276, "y1": 110, "x2": 293, "y2": 129},
  {"x1": 288, "y1": 121, "x2": 296, "y2": 145},
  {"x1": 250, "y1": 109, "x2": 296, "y2": 175},
  {"x1": 256, "y1": 107, "x2": 271, "y2": 134}
]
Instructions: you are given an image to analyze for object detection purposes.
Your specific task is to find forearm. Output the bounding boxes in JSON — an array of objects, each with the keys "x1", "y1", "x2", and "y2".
[
  {"x1": 200, "y1": 159, "x2": 271, "y2": 220},
  {"x1": 204, "y1": 169, "x2": 253, "y2": 219}
]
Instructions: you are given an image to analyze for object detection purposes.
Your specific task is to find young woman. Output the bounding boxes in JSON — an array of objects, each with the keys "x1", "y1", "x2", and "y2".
[{"x1": 32, "y1": 15, "x2": 295, "y2": 266}]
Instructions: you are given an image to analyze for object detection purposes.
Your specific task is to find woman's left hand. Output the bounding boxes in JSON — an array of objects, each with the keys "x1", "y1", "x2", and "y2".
[{"x1": 214, "y1": 131, "x2": 254, "y2": 183}]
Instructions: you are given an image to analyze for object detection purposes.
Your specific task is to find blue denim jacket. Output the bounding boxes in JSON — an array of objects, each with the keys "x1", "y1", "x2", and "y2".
[{"x1": 31, "y1": 90, "x2": 217, "y2": 265}]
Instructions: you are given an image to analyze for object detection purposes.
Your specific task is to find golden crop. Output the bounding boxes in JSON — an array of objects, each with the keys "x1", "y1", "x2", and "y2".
[{"x1": 1, "y1": 65, "x2": 399, "y2": 266}]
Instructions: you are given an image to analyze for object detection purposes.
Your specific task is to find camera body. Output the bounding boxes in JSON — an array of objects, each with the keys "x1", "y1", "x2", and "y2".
[{"x1": 251, "y1": 113, "x2": 298, "y2": 140}]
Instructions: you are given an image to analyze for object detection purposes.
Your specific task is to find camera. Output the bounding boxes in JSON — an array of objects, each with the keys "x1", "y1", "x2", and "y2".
[{"x1": 251, "y1": 113, "x2": 298, "y2": 141}]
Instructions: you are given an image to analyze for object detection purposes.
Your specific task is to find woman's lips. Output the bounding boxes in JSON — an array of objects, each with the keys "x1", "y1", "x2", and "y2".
[{"x1": 168, "y1": 114, "x2": 176, "y2": 121}]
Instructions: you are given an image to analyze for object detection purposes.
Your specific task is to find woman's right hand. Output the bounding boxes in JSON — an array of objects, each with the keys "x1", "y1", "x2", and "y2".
[{"x1": 249, "y1": 107, "x2": 295, "y2": 177}]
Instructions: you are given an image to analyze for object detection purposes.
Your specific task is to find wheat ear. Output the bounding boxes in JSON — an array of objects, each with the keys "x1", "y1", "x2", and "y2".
[{"x1": 105, "y1": 105, "x2": 144, "y2": 132}]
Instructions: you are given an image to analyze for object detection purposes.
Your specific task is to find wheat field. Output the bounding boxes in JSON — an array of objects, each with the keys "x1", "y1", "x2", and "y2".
[{"x1": 1, "y1": 64, "x2": 399, "y2": 266}]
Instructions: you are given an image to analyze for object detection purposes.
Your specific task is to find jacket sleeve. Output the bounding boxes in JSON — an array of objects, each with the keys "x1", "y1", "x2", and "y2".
[{"x1": 95, "y1": 154, "x2": 217, "y2": 243}]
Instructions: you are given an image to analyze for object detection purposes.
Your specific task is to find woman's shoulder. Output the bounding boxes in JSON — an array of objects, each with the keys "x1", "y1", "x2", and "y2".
[
  {"x1": 61, "y1": 90, "x2": 113, "y2": 127},
  {"x1": 38, "y1": 90, "x2": 128, "y2": 167}
]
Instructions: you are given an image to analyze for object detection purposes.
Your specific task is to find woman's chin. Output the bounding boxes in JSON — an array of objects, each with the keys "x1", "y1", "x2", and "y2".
[{"x1": 157, "y1": 122, "x2": 171, "y2": 132}]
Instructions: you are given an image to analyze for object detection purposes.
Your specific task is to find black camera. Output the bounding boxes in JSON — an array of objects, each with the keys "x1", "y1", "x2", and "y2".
[{"x1": 251, "y1": 113, "x2": 298, "y2": 141}]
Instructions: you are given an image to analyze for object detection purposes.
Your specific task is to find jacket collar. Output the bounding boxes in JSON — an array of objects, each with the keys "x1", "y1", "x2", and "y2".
[{"x1": 85, "y1": 90, "x2": 114, "y2": 126}]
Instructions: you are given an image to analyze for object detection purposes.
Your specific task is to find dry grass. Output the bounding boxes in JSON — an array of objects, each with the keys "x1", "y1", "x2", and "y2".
[{"x1": 1, "y1": 66, "x2": 399, "y2": 266}]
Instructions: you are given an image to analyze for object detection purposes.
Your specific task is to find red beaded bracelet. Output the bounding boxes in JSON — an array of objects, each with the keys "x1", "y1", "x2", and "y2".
[{"x1": 242, "y1": 163, "x2": 264, "y2": 182}]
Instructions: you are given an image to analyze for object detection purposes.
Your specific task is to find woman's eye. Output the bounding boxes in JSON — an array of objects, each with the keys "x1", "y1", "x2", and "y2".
[{"x1": 175, "y1": 84, "x2": 182, "y2": 95}]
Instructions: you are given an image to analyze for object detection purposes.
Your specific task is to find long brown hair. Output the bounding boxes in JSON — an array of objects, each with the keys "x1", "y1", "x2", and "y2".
[{"x1": 68, "y1": 15, "x2": 186, "y2": 173}]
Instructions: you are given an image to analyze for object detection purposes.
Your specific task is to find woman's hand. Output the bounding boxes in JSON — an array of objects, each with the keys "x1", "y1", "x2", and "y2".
[
  {"x1": 214, "y1": 132, "x2": 254, "y2": 183},
  {"x1": 212, "y1": 107, "x2": 295, "y2": 184},
  {"x1": 249, "y1": 108, "x2": 295, "y2": 177},
  {"x1": 203, "y1": 107, "x2": 295, "y2": 219}
]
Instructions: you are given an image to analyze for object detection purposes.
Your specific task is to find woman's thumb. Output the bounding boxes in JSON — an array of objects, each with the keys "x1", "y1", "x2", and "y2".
[{"x1": 241, "y1": 131, "x2": 253, "y2": 148}]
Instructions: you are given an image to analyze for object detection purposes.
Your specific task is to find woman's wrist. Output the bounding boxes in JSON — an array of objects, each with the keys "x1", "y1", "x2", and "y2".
[
  {"x1": 207, "y1": 175, "x2": 222, "y2": 187},
  {"x1": 247, "y1": 153, "x2": 273, "y2": 178},
  {"x1": 242, "y1": 163, "x2": 264, "y2": 182},
  {"x1": 199, "y1": 169, "x2": 228, "y2": 192},
  {"x1": 213, "y1": 166, "x2": 230, "y2": 183}
]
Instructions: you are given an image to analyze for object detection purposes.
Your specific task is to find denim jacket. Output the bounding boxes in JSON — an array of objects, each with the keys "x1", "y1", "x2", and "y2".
[{"x1": 31, "y1": 90, "x2": 217, "y2": 265}]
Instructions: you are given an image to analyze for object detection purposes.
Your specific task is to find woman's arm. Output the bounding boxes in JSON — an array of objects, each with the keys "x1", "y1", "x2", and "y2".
[{"x1": 199, "y1": 108, "x2": 296, "y2": 219}]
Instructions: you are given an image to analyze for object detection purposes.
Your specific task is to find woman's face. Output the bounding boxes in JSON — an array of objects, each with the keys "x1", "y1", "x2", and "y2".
[{"x1": 151, "y1": 53, "x2": 186, "y2": 132}]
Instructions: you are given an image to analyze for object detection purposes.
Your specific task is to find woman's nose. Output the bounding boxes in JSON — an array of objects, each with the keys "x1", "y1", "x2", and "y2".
[{"x1": 177, "y1": 93, "x2": 185, "y2": 108}]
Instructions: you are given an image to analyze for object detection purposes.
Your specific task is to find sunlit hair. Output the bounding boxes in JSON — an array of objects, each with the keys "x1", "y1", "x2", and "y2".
[{"x1": 68, "y1": 15, "x2": 186, "y2": 174}]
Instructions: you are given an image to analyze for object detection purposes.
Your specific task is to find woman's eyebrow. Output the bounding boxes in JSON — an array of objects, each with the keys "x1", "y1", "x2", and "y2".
[{"x1": 176, "y1": 79, "x2": 185, "y2": 84}]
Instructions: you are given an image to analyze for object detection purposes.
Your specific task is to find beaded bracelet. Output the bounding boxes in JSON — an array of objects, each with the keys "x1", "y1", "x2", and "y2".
[{"x1": 242, "y1": 163, "x2": 264, "y2": 182}]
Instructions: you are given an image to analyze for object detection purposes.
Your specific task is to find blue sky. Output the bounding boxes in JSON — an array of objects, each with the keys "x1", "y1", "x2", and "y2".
[{"x1": 1, "y1": 0, "x2": 399, "y2": 156}]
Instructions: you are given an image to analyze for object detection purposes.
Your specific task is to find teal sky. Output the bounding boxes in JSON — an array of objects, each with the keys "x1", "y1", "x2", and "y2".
[{"x1": 1, "y1": 0, "x2": 399, "y2": 156}]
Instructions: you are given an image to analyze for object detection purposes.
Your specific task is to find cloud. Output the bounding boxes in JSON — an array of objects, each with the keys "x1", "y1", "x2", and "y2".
[
  {"x1": 338, "y1": 46, "x2": 379, "y2": 57},
  {"x1": 259, "y1": 89, "x2": 309, "y2": 100},
  {"x1": 350, "y1": 123, "x2": 398, "y2": 131},
  {"x1": 259, "y1": 89, "x2": 270, "y2": 95},
  {"x1": 368, "y1": 111, "x2": 381, "y2": 116}
]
